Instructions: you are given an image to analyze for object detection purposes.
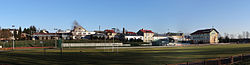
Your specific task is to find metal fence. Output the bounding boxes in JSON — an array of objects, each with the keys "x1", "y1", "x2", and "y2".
[{"x1": 168, "y1": 54, "x2": 250, "y2": 65}]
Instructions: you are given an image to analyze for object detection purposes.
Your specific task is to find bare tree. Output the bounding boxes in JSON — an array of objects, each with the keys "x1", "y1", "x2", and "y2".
[
  {"x1": 238, "y1": 34, "x2": 243, "y2": 39},
  {"x1": 230, "y1": 34, "x2": 235, "y2": 39},
  {"x1": 246, "y1": 31, "x2": 249, "y2": 39},
  {"x1": 243, "y1": 31, "x2": 246, "y2": 39},
  {"x1": 0, "y1": 30, "x2": 12, "y2": 39},
  {"x1": 224, "y1": 33, "x2": 229, "y2": 38}
]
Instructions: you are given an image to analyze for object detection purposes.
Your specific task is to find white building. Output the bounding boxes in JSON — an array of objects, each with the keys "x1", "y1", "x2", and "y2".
[
  {"x1": 124, "y1": 35, "x2": 144, "y2": 41},
  {"x1": 137, "y1": 29, "x2": 154, "y2": 42},
  {"x1": 153, "y1": 36, "x2": 168, "y2": 41},
  {"x1": 191, "y1": 28, "x2": 219, "y2": 44},
  {"x1": 71, "y1": 21, "x2": 96, "y2": 39}
]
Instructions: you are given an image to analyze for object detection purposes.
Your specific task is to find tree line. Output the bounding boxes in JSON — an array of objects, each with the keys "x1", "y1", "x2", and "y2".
[{"x1": 0, "y1": 26, "x2": 38, "y2": 40}]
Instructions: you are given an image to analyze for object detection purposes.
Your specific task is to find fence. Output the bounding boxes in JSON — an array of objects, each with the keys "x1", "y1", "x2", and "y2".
[
  {"x1": 0, "y1": 40, "x2": 56, "y2": 48},
  {"x1": 169, "y1": 54, "x2": 250, "y2": 65},
  {"x1": 62, "y1": 43, "x2": 124, "y2": 47}
]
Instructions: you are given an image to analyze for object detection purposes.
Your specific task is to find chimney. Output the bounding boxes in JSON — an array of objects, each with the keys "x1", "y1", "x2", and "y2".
[{"x1": 123, "y1": 27, "x2": 126, "y2": 34}]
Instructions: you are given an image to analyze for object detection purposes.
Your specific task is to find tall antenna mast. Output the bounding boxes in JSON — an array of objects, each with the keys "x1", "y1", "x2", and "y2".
[{"x1": 99, "y1": 25, "x2": 101, "y2": 31}]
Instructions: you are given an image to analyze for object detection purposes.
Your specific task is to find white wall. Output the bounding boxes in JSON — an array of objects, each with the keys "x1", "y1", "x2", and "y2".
[
  {"x1": 62, "y1": 43, "x2": 124, "y2": 47},
  {"x1": 153, "y1": 36, "x2": 168, "y2": 41},
  {"x1": 125, "y1": 36, "x2": 143, "y2": 40}
]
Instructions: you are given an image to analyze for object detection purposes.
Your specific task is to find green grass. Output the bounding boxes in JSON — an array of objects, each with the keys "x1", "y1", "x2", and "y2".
[{"x1": 1, "y1": 44, "x2": 250, "y2": 65}]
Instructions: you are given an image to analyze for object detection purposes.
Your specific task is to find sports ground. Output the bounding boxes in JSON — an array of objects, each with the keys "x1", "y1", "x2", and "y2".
[{"x1": 0, "y1": 44, "x2": 250, "y2": 65}]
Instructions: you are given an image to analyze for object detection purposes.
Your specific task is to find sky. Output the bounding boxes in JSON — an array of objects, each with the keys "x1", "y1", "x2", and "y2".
[{"x1": 1, "y1": 0, "x2": 250, "y2": 35}]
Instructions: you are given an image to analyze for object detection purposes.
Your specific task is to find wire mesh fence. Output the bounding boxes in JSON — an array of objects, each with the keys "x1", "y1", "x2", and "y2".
[{"x1": 169, "y1": 54, "x2": 250, "y2": 65}]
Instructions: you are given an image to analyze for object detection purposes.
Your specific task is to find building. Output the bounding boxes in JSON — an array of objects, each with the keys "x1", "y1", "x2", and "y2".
[
  {"x1": 104, "y1": 30, "x2": 117, "y2": 39},
  {"x1": 153, "y1": 34, "x2": 168, "y2": 41},
  {"x1": 56, "y1": 29, "x2": 72, "y2": 40},
  {"x1": 137, "y1": 29, "x2": 154, "y2": 42},
  {"x1": 71, "y1": 21, "x2": 96, "y2": 39},
  {"x1": 152, "y1": 38, "x2": 169, "y2": 46},
  {"x1": 190, "y1": 28, "x2": 219, "y2": 44},
  {"x1": 123, "y1": 33, "x2": 143, "y2": 41},
  {"x1": 166, "y1": 32, "x2": 184, "y2": 42},
  {"x1": 32, "y1": 33, "x2": 59, "y2": 40}
]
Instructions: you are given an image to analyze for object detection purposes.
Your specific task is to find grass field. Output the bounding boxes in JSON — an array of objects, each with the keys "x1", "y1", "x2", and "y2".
[{"x1": 1, "y1": 44, "x2": 250, "y2": 65}]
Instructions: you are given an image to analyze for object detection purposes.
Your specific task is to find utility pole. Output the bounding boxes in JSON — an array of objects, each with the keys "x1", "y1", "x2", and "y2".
[{"x1": 99, "y1": 25, "x2": 101, "y2": 31}]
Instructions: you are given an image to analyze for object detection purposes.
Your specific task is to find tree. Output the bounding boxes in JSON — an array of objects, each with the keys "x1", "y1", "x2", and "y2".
[
  {"x1": 0, "y1": 30, "x2": 12, "y2": 39},
  {"x1": 224, "y1": 33, "x2": 230, "y2": 43},
  {"x1": 230, "y1": 34, "x2": 235, "y2": 39},
  {"x1": 29, "y1": 26, "x2": 37, "y2": 34},
  {"x1": 246, "y1": 31, "x2": 249, "y2": 39},
  {"x1": 22, "y1": 26, "x2": 37, "y2": 34},
  {"x1": 242, "y1": 31, "x2": 246, "y2": 39},
  {"x1": 238, "y1": 34, "x2": 243, "y2": 39},
  {"x1": 18, "y1": 27, "x2": 22, "y2": 40},
  {"x1": 14, "y1": 29, "x2": 18, "y2": 40},
  {"x1": 218, "y1": 37, "x2": 224, "y2": 43}
]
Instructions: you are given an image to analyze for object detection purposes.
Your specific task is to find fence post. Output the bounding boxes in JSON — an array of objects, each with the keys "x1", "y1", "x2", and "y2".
[
  {"x1": 218, "y1": 57, "x2": 221, "y2": 65},
  {"x1": 231, "y1": 56, "x2": 234, "y2": 64},
  {"x1": 241, "y1": 54, "x2": 243, "y2": 61},
  {"x1": 203, "y1": 59, "x2": 206, "y2": 65},
  {"x1": 44, "y1": 48, "x2": 46, "y2": 56}
]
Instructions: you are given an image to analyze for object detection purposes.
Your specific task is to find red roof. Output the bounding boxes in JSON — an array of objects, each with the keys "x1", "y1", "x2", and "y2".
[
  {"x1": 104, "y1": 30, "x2": 115, "y2": 33},
  {"x1": 32, "y1": 33, "x2": 57, "y2": 35},
  {"x1": 140, "y1": 29, "x2": 154, "y2": 33},
  {"x1": 126, "y1": 32, "x2": 136, "y2": 34}
]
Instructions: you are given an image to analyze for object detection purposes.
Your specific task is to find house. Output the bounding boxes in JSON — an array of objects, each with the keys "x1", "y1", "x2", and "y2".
[
  {"x1": 153, "y1": 34, "x2": 168, "y2": 41},
  {"x1": 126, "y1": 32, "x2": 136, "y2": 35},
  {"x1": 190, "y1": 28, "x2": 219, "y2": 44},
  {"x1": 123, "y1": 33, "x2": 143, "y2": 41},
  {"x1": 104, "y1": 30, "x2": 117, "y2": 39},
  {"x1": 166, "y1": 32, "x2": 184, "y2": 42},
  {"x1": 137, "y1": 29, "x2": 154, "y2": 42},
  {"x1": 71, "y1": 22, "x2": 96, "y2": 39},
  {"x1": 32, "y1": 33, "x2": 59, "y2": 40},
  {"x1": 56, "y1": 29, "x2": 72, "y2": 40},
  {"x1": 21, "y1": 33, "x2": 27, "y2": 40}
]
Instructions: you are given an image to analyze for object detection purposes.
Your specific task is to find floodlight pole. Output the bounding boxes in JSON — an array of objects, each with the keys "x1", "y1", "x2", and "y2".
[
  {"x1": 112, "y1": 36, "x2": 114, "y2": 52},
  {"x1": 104, "y1": 36, "x2": 106, "y2": 52},
  {"x1": 54, "y1": 28, "x2": 58, "y2": 48},
  {"x1": 12, "y1": 25, "x2": 15, "y2": 50}
]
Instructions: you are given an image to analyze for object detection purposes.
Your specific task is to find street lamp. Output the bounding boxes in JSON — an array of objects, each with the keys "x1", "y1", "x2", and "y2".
[
  {"x1": 54, "y1": 28, "x2": 58, "y2": 48},
  {"x1": 12, "y1": 25, "x2": 15, "y2": 50}
]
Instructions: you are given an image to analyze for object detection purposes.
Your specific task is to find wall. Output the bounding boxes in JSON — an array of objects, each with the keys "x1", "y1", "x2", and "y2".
[
  {"x1": 210, "y1": 30, "x2": 219, "y2": 44},
  {"x1": 62, "y1": 43, "x2": 124, "y2": 47}
]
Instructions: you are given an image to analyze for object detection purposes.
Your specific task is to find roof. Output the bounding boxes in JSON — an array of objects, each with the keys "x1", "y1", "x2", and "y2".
[
  {"x1": 104, "y1": 30, "x2": 115, "y2": 33},
  {"x1": 190, "y1": 28, "x2": 219, "y2": 35},
  {"x1": 166, "y1": 32, "x2": 183, "y2": 36},
  {"x1": 124, "y1": 34, "x2": 141, "y2": 36},
  {"x1": 33, "y1": 33, "x2": 57, "y2": 35},
  {"x1": 32, "y1": 33, "x2": 58, "y2": 37},
  {"x1": 139, "y1": 29, "x2": 154, "y2": 33},
  {"x1": 126, "y1": 32, "x2": 136, "y2": 34},
  {"x1": 154, "y1": 34, "x2": 168, "y2": 36}
]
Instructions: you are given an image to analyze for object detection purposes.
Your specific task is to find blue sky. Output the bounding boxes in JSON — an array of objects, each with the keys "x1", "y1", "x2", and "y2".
[{"x1": 1, "y1": 0, "x2": 250, "y2": 35}]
